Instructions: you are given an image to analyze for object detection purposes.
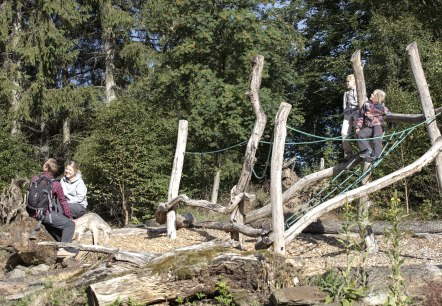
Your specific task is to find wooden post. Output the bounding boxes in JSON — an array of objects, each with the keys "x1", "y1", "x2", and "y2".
[
  {"x1": 351, "y1": 50, "x2": 367, "y2": 110},
  {"x1": 211, "y1": 170, "x2": 221, "y2": 204},
  {"x1": 271, "y1": 102, "x2": 292, "y2": 255},
  {"x1": 167, "y1": 120, "x2": 188, "y2": 239},
  {"x1": 406, "y1": 42, "x2": 442, "y2": 191},
  {"x1": 320, "y1": 158, "x2": 325, "y2": 170},
  {"x1": 351, "y1": 50, "x2": 377, "y2": 252},
  {"x1": 358, "y1": 162, "x2": 378, "y2": 253},
  {"x1": 230, "y1": 55, "x2": 267, "y2": 247}
]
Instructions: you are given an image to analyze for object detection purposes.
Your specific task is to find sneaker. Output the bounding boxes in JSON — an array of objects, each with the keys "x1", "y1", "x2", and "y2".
[
  {"x1": 359, "y1": 149, "x2": 372, "y2": 159},
  {"x1": 57, "y1": 248, "x2": 76, "y2": 258}
]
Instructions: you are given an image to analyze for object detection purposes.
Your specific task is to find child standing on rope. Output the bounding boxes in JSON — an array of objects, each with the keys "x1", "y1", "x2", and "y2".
[
  {"x1": 355, "y1": 89, "x2": 389, "y2": 162},
  {"x1": 341, "y1": 74, "x2": 359, "y2": 161}
]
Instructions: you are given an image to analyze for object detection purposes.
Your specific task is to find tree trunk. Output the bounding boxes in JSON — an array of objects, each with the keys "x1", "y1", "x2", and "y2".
[
  {"x1": 101, "y1": 0, "x2": 116, "y2": 103},
  {"x1": 406, "y1": 42, "x2": 442, "y2": 192},
  {"x1": 231, "y1": 55, "x2": 267, "y2": 246},
  {"x1": 350, "y1": 50, "x2": 367, "y2": 110},
  {"x1": 166, "y1": 120, "x2": 188, "y2": 239},
  {"x1": 10, "y1": 5, "x2": 22, "y2": 136},
  {"x1": 63, "y1": 117, "x2": 71, "y2": 161},
  {"x1": 271, "y1": 102, "x2": 292, "y2": 255},
  {"x1": 358, "y1": 162, "x2": 378, "y2": 253},
  {"x1": 210, "y1": 170, "x2": 221, "y2": 204},
  {"x1": 246, "y1": 157, "x2": 361, "y2": 224}
]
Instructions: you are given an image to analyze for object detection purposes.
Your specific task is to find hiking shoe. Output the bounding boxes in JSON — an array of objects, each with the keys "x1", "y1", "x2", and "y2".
[
  {"x1": 359, "y1": 149, "x2": 372, "y2": 159},
  {"x1": 57, "y1": 248, "x2": 76, "y2": 258}
]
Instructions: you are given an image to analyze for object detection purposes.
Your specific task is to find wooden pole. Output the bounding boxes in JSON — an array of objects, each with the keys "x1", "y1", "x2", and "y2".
[
  {"x1": 270, "y1": 102, "x2": 292, "y2": 255},
  {"x1": 406, "y1": 42, "x2": 442, "y2": 191},
  {"x1": 210, "y1": 170, "x2": 221, "y2": 204},
  {"x1": 351, "y1": 50, "x2": 378, "y2": 252},
  {"x1": 350, "y1": 50, "x2": 367, "y2": 110},
  {"x1": 230, "y1": 55, "x2": 267, "y2": 247},
  {"x1": 167, "y1": 120, "x2": 188, "y2": 239},
  {"x1": 319, "y1": 158, "x2": 325, "y2": 170}
]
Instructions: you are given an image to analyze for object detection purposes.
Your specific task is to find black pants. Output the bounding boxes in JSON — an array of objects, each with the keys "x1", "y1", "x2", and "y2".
[
  {"x1": 41, "y1": 211, "x2": 75, "y2": 243},
  {"x1": 357, "y1": 125, "x2": 383, "y2": 158},
  {"x1": 68, "y1": 203, "x2": 86, "y2": 219}
]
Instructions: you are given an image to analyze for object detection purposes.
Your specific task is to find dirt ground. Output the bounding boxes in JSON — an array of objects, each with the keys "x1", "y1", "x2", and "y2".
[{"x1": 107, "y1": 223, "x2": 442, "y2": 278}]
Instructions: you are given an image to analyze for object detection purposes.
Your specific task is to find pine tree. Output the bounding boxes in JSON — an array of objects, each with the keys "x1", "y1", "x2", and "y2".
[{"x1": 136, "y1": 0, "x2": 305, "y2": 196}]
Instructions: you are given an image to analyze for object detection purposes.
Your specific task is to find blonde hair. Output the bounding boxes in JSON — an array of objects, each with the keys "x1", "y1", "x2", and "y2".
[
  {"x1": 373, "y1": 89, "x2": 386, "y2": 103},
  {"x1": 43, "y1": 158, "x2": 58, "y2": 174},
  {"x1": 65, "y1": 161, "x2": 81, "y2": 174},
  {"x1": 346, "y1": 74, "x2": 355, "y2": 82}
]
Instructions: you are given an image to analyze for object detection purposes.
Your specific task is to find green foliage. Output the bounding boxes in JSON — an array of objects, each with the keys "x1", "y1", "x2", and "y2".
[
  {"x1": 137, "y1": 0, "x2": 305, "y2": 197},
  {"x1": 0, "y1": 129, "x2": 39, "y2": 189},
  {"x1": 214, "y1": 278, "x2": 236, "y2": 306},
  {"x1": 384, "y1": 192, "x2": 411, "y2": 306},
  {"x1": 75, "y1": 98, "x2": 174, "y2": 224},
  {"x1": 11, "y1": 286, "x2": 88, "y2": 306},
  {"x1": 313, "y1": 201, "x2": 368, "y2": 305}
]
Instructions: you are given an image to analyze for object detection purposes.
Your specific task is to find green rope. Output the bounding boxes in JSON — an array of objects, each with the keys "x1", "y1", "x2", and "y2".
[
  {"x1": 185, "y1": 115, "x2": 438, "y2": 155},
  {"x1": 252, "y1": 136, "x2": 273, "y2": 180},
  {"x1": 185, "y1": 140, "x2": 248, "y2": 155},
  {"x1": 284, "y1": 124, "x2": 419, "y2": 229},
  {"x1": 285, "y1": 116, "x2": 433, "y2": 144}
]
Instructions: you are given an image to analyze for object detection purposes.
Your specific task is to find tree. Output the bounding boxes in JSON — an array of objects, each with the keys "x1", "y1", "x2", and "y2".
[
  {"x1": 292, "y1": 0, "x2": 442, "y2": 209},
  {"x1": 136, "y1": 0, "x2": 305, "y2": 197},
  {"x1": 75, "y1": 98, "x2": 173, "y2": 225}
]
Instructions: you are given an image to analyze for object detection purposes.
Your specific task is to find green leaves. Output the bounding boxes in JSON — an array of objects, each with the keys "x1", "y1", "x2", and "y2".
[{"x1": 75, "y1": 98, "x2": 173, "y2": 224}]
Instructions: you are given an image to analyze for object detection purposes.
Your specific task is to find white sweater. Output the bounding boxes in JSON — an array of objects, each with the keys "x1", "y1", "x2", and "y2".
[{"x1": 61, "y1": 174, "x2": 88, "y2": 207}]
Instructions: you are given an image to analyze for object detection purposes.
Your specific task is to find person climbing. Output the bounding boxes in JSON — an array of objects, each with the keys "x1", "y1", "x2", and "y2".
[
  {"x1": 341, "y1": 74, "x2": 359, "y2": 161},
  {"x1": 355, "y1": 89, "x2": 390, "y2": 163}
]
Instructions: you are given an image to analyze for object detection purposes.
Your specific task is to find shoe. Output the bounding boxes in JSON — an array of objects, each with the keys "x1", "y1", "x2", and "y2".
[
  {"x1": 359, "y1": 149, "x2": 372, "y2": 159},
  {"x1": 343, "y1": 152, "x2": 353, "y2": 162},
  {"x1": 57, "y1": 248, "x2": 76, "y2": 258},
  {"x1": 364, "y1": 156, "x2": 375, "y2": 163}
]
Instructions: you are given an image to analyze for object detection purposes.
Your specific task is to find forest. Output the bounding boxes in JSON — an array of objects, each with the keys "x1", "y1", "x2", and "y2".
[{"x1": 0, "y1": 0, "x2": 441, "y2": 226}]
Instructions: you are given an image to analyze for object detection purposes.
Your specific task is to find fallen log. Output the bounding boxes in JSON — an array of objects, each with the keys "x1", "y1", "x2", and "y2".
[
  {"x1": 87, "y1": 251, "x2": 283, "y2": 306},
  {"x1": 156, "y1": 193, "x2": 249, "y2": 218},
  {"x1": 192, "y1": 221, "x2": 270, "y2": 237},
  {"x1": 38, "y1": 239, "x2": 240, "y2": 266},
  {"x1": 304, "y1": 219, "x2": 442, "y2": 234}
]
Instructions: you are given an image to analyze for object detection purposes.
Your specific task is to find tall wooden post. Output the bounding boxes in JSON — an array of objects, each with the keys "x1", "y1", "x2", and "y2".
[
  {"x1": 271, "y1": 102, "x2": 292, "y2": 255},
  {"x1": 167, "y1": 120, "x2": 188, "y2": 239},
  {"x1": 230, "y1": 55, "x2": 267, "y2": 248},
  {"x1": 406, "y1": 42, "x2": 442, "y2": 191},
  {"x1": 351, "y1": 50, "x2": 367, "y2": 110},
  {"x1": 351, "y1": 50, "x2": 378, "y2": 252},
  {"x1": 211, "y1": 170, "x2": 221, "y2": 204}
]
